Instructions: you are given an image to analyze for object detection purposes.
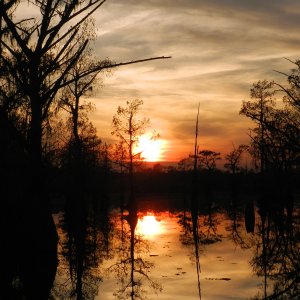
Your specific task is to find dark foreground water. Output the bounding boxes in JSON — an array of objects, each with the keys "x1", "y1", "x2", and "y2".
[{"x1": 52, "y1": 198, "x2": 300, "y2": 300}]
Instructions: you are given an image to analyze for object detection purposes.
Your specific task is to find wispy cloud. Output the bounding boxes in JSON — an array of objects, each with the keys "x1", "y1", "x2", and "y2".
[{"x1": 91, "y1": 0, "x2": 300, "y2": 161}]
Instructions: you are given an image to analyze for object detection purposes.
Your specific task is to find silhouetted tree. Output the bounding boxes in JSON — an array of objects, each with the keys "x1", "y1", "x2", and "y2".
[
  {"x1": 198, "y1": 149, "x2": 221, "y2": 171},
  {"x1": 240, "y1": 79, "x2": 300, "y2": 174},
  {"x1": 0, "y1": 1, "x2": 110, "y2": 297},
  {"x1": 224, "y1": 144, "x2": 249, "y2": 174},
  {"x1": 0, "y1": 1, "x2": 169, "y2": 298},
  {"x1": 111, "y1": 99, "x2": 150, "y2": 210},
  {"x1": 240, "y1": 80, "x2": 275, "y2": 174},
  {"x1": 177, "y1": 156, "x2": 194, "y2": 172},
  {"x1": 110, "y1": 100, "x2": 162, "y2": 299},
  {"x1": 276, "y1": 58, "x2": 300, "y2": 113},
  {"x1": 275, "y1": 59, "x2": 300, "y2": 161}
]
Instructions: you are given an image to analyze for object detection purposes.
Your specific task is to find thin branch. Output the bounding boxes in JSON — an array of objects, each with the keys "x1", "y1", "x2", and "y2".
[
  {"x1": 0, "y1": 4, "x2": 32, "y2": 57},
  {"x1": 61, "y1": 56, "x2": 172, "y2": 88},
  {"x1": 44, "y1": 0, "x2": 106, "y2": 52}
]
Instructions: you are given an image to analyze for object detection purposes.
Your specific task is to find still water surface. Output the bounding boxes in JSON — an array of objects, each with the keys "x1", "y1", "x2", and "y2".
[
  {"x1": 98, "y1": 212, "x2": 259, "y2": 300},
  {"x1": 53, "y1": 200, "x2": 299, "y2": 300}
]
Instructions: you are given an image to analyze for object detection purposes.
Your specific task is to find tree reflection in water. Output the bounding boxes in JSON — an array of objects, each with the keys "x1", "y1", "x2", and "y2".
[
  {"x1": 178, "y1": 186, "x2": 299, "y2": 300},
  {"x1": 50, "y1": 193, "x2": 299, "y2": 300},
  {"x1": 52, "y1": 207, "x2": 113, "y2": 300},
  {"x1": 106, "y1": 209, "x2": 162, "y2": 300},
  {"x1": 250, "y1": 196, "x2": 299, "y2": 300},
  {"x1": 178, "y1": 195, "x2": 222, "y2": 300}
]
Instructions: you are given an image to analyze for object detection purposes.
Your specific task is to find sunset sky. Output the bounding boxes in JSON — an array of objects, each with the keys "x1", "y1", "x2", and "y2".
[
  {"x1": 20, "y1": 0, "x2": 300, "y2": 162},
  {"x1": 90, "y1": 0, "x2": 300, "y2": 162}
]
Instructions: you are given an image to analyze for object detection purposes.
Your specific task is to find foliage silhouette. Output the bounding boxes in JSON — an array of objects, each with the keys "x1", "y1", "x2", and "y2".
[{"x1": 0, "y1": 1, "x2": 169, "y2": 297}]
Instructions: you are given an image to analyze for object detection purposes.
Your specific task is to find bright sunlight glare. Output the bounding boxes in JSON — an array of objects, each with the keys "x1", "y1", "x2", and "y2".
[
  {"x1": 136, "y1": 215, "x2": 162, "y2": 237},
  {"x1": 135, "y1": 135, "x2": 164, "y2": 162}
]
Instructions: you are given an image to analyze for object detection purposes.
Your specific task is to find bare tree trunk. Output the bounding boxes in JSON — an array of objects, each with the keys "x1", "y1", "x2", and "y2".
[
  {"x1": 191, "y1": 102, "x2": 202, "y2": 300},
  {"x1": 18, "y1": 97, "x2": 58, "y2": 299}
]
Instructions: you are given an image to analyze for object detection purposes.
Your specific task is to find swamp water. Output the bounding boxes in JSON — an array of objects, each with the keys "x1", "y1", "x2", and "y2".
[{"x1": 52, "y1": 200, "x2": 300, "y2": 300}]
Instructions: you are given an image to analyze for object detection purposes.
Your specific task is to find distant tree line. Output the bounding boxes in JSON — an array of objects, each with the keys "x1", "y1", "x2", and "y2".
[{"x1": 177, "y1": 61, "x2": 300, "y2": 177}]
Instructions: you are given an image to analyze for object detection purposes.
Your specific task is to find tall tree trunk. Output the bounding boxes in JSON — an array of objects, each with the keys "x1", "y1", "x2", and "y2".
[
  {"x1": 191, "y1": 103, "x2": 201, "y2": 300},
  {"x1": 18, "y1": 98, "x2": 58, "y2": 300}
]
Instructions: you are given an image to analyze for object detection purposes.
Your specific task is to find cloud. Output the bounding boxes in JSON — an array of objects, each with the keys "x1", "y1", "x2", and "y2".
[{"x1": 90, "y1": 0, "x2": 300, "y2": 161}]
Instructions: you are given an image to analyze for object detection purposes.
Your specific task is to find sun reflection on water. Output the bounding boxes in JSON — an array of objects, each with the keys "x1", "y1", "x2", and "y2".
[{"x1": 136, "y1": 214, "x2": 163, "y2": 237}]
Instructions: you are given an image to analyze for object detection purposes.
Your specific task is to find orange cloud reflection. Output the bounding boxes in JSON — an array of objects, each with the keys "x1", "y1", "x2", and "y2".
[{"x1": 136, "y1": 215, "x2": 163, "y2": 237}]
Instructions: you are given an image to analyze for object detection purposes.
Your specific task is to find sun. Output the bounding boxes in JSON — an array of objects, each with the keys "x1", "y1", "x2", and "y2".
[{"x1": 135, "y1": 134, "x2": 164, "y2": 162}]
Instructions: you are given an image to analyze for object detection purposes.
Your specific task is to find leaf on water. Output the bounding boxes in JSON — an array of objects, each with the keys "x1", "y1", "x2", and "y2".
[{"x1": 205, "y1": 277, "x2": 231, "y2": 281}]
